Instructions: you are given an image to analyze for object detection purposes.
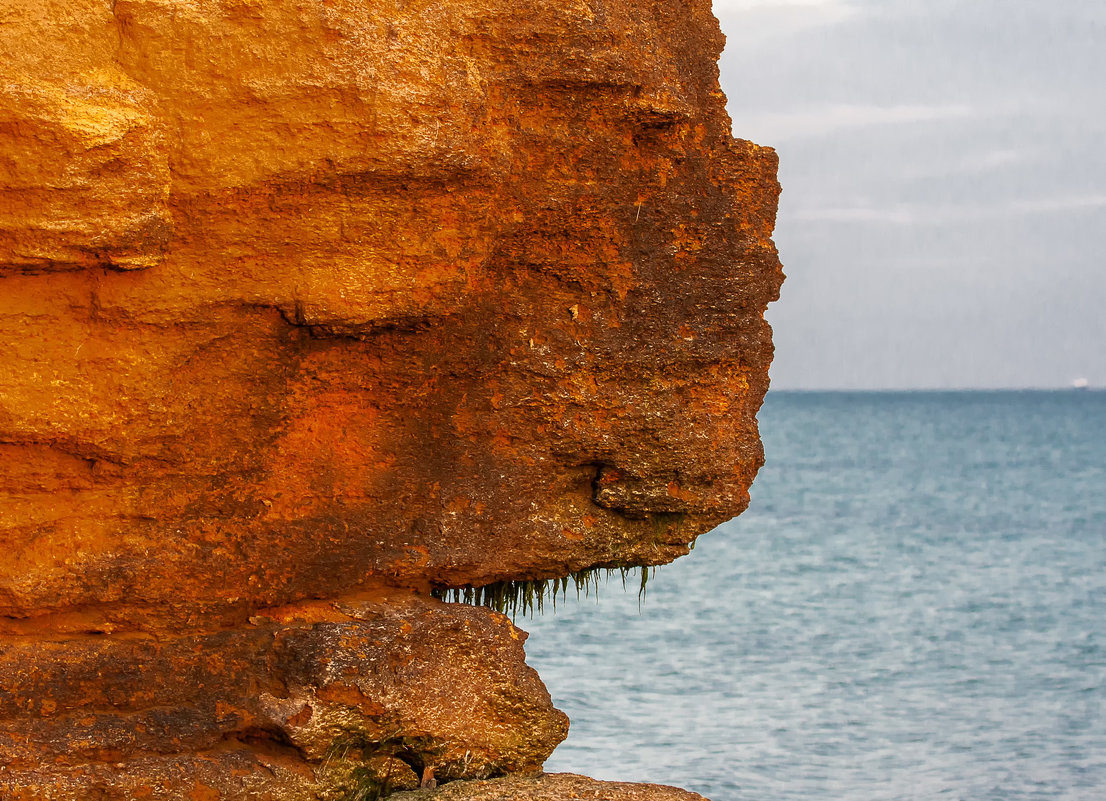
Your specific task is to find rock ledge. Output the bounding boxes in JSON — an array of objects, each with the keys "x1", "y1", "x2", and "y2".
[{"x1": 393, "y1": 773, "x2": 711, "y2": 801}]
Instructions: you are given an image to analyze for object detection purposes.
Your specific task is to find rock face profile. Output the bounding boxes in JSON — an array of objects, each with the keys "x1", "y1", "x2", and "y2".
[{"x1": 0, "y1": 0, "x2": 782, "y2": 798}]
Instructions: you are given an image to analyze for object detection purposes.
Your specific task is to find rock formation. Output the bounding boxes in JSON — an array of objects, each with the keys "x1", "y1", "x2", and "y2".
[
  {"x1": 392, "y1": 773, "x2": 712, "y2": 801},
  {"x1": 0, "y1": 0, "x2": 782, "y2": 798}
]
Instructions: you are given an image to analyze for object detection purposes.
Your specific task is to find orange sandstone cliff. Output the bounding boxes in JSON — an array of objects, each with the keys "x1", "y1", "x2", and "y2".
[{"x1": 0, "y1": 0, "x2": 782, "y2": 798}]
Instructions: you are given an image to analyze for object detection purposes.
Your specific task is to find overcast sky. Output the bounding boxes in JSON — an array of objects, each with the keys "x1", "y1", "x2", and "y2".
[{"x1": 713, "y1": 0, "x2": 1105, "y2": 389}]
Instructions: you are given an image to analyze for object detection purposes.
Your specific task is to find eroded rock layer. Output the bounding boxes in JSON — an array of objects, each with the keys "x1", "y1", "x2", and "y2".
[
  {"x1": 393, "y1": 773, "x2": 712, "y2": 801},
  {"x1": 0, "y1": 596, "x2": 566, "y2": 799},
  {"x1": 0, "y1": 0, "x2": 782, "y2": 796}
]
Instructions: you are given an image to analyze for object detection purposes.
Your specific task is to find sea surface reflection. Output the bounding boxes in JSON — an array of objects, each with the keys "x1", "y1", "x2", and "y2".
[{"x1": 524, "y1": 391, "x2": 1106, "y2": 801}]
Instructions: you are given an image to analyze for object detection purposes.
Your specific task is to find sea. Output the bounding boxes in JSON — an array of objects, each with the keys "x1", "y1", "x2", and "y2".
[{"x1": 522, "y1": 390, "x2": 1106, "y2": 801}]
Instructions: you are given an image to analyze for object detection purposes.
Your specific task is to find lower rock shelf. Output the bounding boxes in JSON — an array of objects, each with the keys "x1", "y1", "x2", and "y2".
[{"x1": 392, "y1": 773, "x2": 710, "y2": 801}]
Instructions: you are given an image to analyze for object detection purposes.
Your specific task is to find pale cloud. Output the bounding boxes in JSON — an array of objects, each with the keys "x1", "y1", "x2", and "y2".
[
  {"x1": 713, "y1": 0, "x2": 849, "y2": 9},
  {"x1": 791, "y1": 206, "x2": 920, "y2": 224},
  {"x1": 888, "y1": 148, "x2": 1033, "y2": 182},
  {"x1": 712, "y1": 0, "x2": 859, "y2": 41},
  {"x1": 793, "y1": 194, "x2": 1106, "y2": 226},
  {"x1": 1009, "y1": 194, "x2": 1106, "y2": 214},
  {"x1": 718, "y1": 0, "x2": 1106, "y2": 388},
  {"x1": 732, "y1": 103, "x2": 975, "y2": 142},
  {"x1": 972, "y1": 148, "x2": 1025, "y2": 171}
]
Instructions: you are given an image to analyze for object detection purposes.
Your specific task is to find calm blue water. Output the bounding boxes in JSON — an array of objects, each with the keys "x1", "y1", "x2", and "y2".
[{"x1": 523, "y1": 391, "x2": 1106, "y2": 801}]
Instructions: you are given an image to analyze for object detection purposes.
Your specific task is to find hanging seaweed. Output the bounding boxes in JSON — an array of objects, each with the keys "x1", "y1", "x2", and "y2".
[{"x1": 432, "y1": 564, "x2": 656, "y2": 618}]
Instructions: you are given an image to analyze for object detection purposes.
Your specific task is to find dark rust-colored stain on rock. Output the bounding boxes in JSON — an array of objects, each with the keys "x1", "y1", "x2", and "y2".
[{"x1": 0, "y1": 0, "x2": 782, "y2": 797}]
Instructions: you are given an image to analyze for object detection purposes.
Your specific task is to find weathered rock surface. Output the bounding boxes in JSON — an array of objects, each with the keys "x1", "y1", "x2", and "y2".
[
  {"x1": 393, "y1": 773, "x2": 711, "y2": 801},
  {"x1": 0, "y1": 0, "x2": 782, "y2": 797},
  {"x1": 0, "y1": 596, "x2": 566, "y2": 798}
]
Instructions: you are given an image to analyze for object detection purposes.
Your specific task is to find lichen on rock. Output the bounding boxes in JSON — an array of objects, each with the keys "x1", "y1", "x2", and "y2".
[{"x1": 0, "y1": 0, "x2": 782, "y2": 797}]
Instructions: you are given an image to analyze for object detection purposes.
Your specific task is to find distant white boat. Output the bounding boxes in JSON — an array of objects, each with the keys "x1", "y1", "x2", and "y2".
[{"x1": 1072, "y1": 377, "x2": 1089, "y2": 390}]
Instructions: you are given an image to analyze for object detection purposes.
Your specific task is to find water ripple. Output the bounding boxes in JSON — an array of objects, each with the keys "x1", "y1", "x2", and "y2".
[{"x1": 524, "y1": 391, "x2": 1106, "y2": 801}]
